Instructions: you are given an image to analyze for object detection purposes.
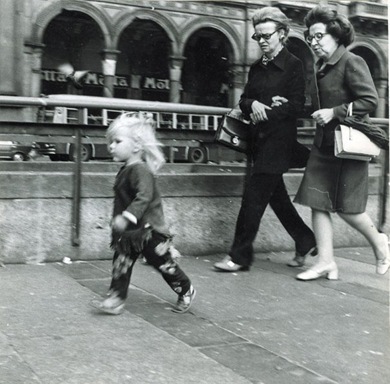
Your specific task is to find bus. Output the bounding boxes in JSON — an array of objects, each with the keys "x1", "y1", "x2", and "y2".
[{"x1": 35, "y1": 106, "x2": 239, "y2": 163}]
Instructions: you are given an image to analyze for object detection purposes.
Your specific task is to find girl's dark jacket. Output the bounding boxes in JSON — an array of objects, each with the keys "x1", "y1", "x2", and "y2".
[
  {"x1": 239, "y1": 47, "x2": 305, "y2": 174},
  {"x1": 113, "y1": 163, "x2": 169, "y2": 235}
]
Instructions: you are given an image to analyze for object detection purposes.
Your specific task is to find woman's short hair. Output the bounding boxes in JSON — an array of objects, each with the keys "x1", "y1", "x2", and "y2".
[
  {"x1": 304, "y1": 5, "x2": 355, "y2": 46},
  {"x1": 252, "y1": 7, "x2": 290, "y2": 45}
]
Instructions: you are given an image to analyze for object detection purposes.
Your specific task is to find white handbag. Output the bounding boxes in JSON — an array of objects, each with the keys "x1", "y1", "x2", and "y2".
[{"x1": 334, "y1": 103, "x2": 380, "y2": 161}]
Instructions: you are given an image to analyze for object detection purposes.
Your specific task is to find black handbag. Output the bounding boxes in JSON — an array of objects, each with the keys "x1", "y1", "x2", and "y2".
[{"x1": 215, "y1": 108, "x2": 251, "y2": 153}]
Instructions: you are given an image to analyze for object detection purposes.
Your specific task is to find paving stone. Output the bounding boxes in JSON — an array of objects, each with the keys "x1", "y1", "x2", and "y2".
[
  {"x1": 200, "y1": 342, "x2": 336, "y2": 384},
  {"x1": 0, "y1": 355, "x2": 41, "y2": 384},
  {"x1": 0, "y1": 249, "x2": 388, "y2": 384}
]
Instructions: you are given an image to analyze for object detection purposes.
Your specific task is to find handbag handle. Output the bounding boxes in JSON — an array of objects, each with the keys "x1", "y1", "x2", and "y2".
[
  {"x1": 346, "y1": 103, "x2": 354, "y2": 140},
  {"x1": 347, "y1": 102, "x2": 353, "y2": 117}
]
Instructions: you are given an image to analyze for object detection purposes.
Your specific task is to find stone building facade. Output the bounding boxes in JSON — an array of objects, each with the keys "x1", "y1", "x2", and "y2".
[{"x1": 0, "y1": 0, "x2": 388, "y2": 120}]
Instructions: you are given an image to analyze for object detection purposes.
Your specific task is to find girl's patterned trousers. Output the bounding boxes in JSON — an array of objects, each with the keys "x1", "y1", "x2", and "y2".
[{"x1": 109, "y1": 229, "x2": 191, "y2": 300}]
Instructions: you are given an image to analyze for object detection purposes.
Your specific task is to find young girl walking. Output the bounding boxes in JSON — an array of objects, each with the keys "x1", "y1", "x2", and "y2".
[{"x1": 91, "y1": 112, "x2": 196, "y2": 315}]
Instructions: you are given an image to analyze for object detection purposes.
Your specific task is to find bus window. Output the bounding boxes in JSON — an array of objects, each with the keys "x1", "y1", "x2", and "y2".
[
  {"x1": 177, "y1": 114, "x2": 190, "y2": 130},
  {"x1": 191, "y1": 115, "x2": 202, "y2": 130},
  {"x1": 87, "y1": 108, "x2": 104, "y2": 125},
  {"x1": 159, "y1": 113, "x2": 173, "y2": 129}
]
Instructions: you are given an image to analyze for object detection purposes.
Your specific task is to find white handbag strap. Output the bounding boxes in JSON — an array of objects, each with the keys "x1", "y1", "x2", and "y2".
[
  {"x1": 346, "y1": 103, "x2": 353, "y2": 138},
  {"x1": 347, "y1": 103, "x2": 353, "y2": 117}
]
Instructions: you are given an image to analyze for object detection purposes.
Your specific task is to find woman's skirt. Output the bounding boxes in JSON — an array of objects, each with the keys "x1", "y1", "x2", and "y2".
[{"x1": 294, "y1": 146, "x2": 369, "y2": 213}]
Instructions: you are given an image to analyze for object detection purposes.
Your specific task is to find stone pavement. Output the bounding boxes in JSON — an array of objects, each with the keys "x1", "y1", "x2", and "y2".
[{"x1": 0, "y1": 248, "x2": 389, "y2": 384}]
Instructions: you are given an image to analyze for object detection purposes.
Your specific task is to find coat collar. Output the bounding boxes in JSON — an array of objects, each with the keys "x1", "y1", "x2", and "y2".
[
  {"x1": 272, "y1": 47, "x2": 289, "y2": 71},
  {"x1": 255, "y1": 47, "x2": 289, "y2": 71},
  {"x1": 316, "y1": 44, "x2": 347, "y2": 70}
]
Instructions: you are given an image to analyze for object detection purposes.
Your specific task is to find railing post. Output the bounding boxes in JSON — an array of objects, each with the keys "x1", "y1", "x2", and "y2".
[
  {"x1": 71, "y1": 109, "x2": 83, "y2": 246},
  {"x1": 379, "y1": 145, "x2": 389, "y2": 232},
  {"x1": 372, "y1": 118, "x2": 389, "y2": 232}
]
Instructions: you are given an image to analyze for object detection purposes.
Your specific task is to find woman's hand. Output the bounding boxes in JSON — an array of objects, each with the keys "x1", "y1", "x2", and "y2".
[
  {"x1": 271, "y1": 96, "x2": 288, "y2": 107},
  {"x1": 311, "y1": 108, "x2": 335, "y2": 126},
  {"x1": 250, "y1": 100, "x2": 272, "y2": 123},
  {"x1": 112, "y1": 214, "x2": 129, "y2": 233}
]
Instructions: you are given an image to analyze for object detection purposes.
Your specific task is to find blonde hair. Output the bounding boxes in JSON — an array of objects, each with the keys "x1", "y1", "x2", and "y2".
[{"x1": 107, "y1": 112, "x2": 165, "y2": 174}]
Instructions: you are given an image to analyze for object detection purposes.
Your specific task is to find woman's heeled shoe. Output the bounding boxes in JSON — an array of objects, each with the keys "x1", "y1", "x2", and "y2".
[
  {"x1": 296, "y1": 262, "x2": 338, "y2": 281},
  {"x1": 376, "y1": 234, "x2": 390, "y2": 275}
]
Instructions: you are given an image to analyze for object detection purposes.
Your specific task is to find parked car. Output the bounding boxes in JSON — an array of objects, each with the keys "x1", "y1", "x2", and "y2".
[
  {"x1": 34, "y1": 141, "x2": 93, "y2": 162},
  {"x1": 0, "y1": 141, "x2": 36, "y2": 161}
]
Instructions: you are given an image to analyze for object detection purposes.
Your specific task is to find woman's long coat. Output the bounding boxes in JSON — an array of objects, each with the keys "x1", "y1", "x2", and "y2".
[
  {"x1": 239, "y1": 47, "x2": 305, "y2": 174},
  {"x1": 310, "y1": 44, "x2": 378, "y2": 149}
]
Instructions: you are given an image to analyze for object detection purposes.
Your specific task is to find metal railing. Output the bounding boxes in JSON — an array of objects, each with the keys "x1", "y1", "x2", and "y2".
[
  {"x1": 0, "y1": 95, "x2": 230, "y2": 246},
  {"x1": 1, "y1": 94, "x2": 388, "y2": 245},
  {"x1": 0, "y1": 94, "x2": 230, "y2": 115}
]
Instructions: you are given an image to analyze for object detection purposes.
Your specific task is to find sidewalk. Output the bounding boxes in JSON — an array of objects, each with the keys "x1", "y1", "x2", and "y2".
[{"x1": 0, "y1": 248, "x2": 389, "y2": 384}]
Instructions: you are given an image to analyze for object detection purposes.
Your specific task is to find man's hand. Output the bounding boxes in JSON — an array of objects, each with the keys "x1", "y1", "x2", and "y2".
[
  {"x1": 311, "y1": 108, "x2": 335, "y2": 126},
  {"x1": 250, "y1": 100, "x2": 272, "y2": 123}
]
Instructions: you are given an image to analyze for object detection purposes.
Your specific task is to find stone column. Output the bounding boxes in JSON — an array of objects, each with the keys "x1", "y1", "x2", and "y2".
[
  {"x1": 25, "y1": 42, "x2": 45, "y2": 97},
  {"x1": 375, "y1": 79, "x2": 388, "y2": 118},
  {"x1": 228, "y1": 63, "x2": 248, "y2": 106},
  {"x1": 169, "y1": 56, "x2": 186, "y2": 103},
  {"x1": 100, "y1": 49, "x2": 120, "y2": 98},
  {"x1": 0, "y1": 0, "x2": 19, "y2": 95}
]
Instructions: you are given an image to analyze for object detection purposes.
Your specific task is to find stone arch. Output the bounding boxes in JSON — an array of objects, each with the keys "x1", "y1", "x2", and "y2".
[
  {"x1": 31, "y1": 0, "x2": 112, "y2": 48},
  {"x1": 180, "y1": 24, "x2": 237, "y2": 106},
  {"x1": 349, "y1": 39, "x2": 388, "y2": 117},
  {"x1": 179, "y1": 17, "x2": 242, "y2": 63},
  {"x1": 114, "y1": 11, "x2": 177, "y2": 101},
  {"x1": 286, "y1": 34, "x2": 315, "y2": 72},
  {"x1": 112, "y1": 10, "x2": 180, "y2": 54},
  {"x1": 348, "y1": 39, "x2": 387, "y2": 80}
]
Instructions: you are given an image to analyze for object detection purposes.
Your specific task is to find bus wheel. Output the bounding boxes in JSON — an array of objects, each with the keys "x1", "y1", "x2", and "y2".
[
  {"x1": 188, "y1": 147, "x2": 207, "y2": 163},
  {"x1": 13, "y1": 152, "x2": 26, "y2": 161},
  {"x1": 69, "y1": 144, "x2": 92, "y2": 162}
]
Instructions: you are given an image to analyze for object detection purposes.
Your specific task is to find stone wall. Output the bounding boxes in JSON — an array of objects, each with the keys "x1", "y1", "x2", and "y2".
[{"x1": 0, "y1": 162, "x2": 384, "y2": 264}]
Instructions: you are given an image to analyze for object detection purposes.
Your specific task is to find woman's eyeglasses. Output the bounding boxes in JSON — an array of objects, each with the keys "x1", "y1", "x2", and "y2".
[
  {"x1": 306, "y1": 32, "x2": 329, "y2": 45},
  {"x1": 251, "y1": 29, "x2": 280, "y2": 42}
]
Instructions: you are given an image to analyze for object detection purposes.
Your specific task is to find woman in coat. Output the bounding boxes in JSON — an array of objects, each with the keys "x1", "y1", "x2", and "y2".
[
  {"x1": 214, "y1": 7, "x2": 317, "y2": 272},
  {"x1": 294, "y1": 5, "x2": 390, "y2": 280}
]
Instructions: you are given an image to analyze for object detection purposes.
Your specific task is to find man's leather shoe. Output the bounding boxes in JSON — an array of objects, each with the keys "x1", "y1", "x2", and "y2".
[
  {"x1": 287, "y1": 254, "x2": 306, "y2": 267},
  {"x1": 287, "y1": 246, "x2": 318, "y2": 267},
  {"x1": 214, "y1": 256, "x2": 249, "y2": 272}
]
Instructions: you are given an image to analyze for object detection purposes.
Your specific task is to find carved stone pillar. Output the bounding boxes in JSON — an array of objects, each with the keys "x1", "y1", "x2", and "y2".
[
  {"x1": 375, "y1": 79, "x2": 388, "y2": 118},
  {"x1": 169, "y1": 56, "x2": 186, "y2": 103},
  {"x1": 0, "y1": 0, "x2": 20, "y2": 95},
  {"x1": 100, "y1": 49, "x2": 120, "y2": 98},
  {"x1": 25, "y1": 42, "x2": 45, "y2": 97},
  {"x1": 229, "y1": 63, "x2": 249, "y2": 106}
]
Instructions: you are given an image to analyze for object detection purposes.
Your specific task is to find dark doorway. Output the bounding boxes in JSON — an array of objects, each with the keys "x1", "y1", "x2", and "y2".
[
  {"x1": 41, "y1": 10, "x2": 104, "y2": 96},
  {"x1": 117, "y1": 20, "x2": 171, "y2": 101},
  {"x1": 182, "y1": 28, "x2": 233, "y2": 107}
]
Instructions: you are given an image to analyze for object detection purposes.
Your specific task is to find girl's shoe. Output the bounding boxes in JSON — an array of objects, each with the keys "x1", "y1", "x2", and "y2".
[
  {"x1": 172, "y1": 285, "x2": 196, "y2": 314},
  {"x1": 376, "y1": 234, "x2": 390, "y2": 275},
  {"x1": 296, "y1": 262, "x2": 338, "y2": 281},
  {"x1": 90, "y1": 295, "x2": 125, "y2": 315}
]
